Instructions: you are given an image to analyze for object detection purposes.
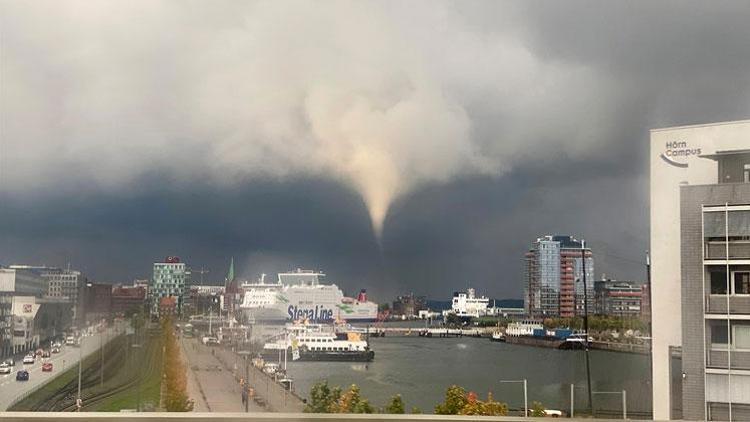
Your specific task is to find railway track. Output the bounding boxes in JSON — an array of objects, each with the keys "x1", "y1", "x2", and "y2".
[{"x1": 25, "y1": 335, "x2": 161, "y2": 412}]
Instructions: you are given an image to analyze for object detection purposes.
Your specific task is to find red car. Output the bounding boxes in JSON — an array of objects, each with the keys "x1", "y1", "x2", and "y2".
[{"x1": 41, "y1": 362, "x2": 53, "y2": 372}]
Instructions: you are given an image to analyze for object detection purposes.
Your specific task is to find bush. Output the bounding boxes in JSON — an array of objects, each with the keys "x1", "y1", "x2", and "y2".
[
  {"x1": 332, "y1": 385, "x2": 374, "y2": 413},
  {"x1": 304, "y1": 381, "x2": 341, "y2": 413},
  {"x1": 530, "y1": 401, "x2": 547, "y2": 417},
  {"x1": 435, "y1": 385, "x2": 468, "y2": 414},
  {"x1": 435, "y1": 385, "x2": 508, "y2": 416},
  {"x1": 384, "y1": 394, "x2": 405, "y2": 414},
  {"x1": 305, "y1": 382, "x2": 373, "y2": 413}
]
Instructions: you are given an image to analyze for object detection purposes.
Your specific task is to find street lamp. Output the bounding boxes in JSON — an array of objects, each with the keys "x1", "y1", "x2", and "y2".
[
  {"x1": 131, "y1": 342, "x2": 142, "y2": 411},
  {"x1": 499, "y1": 379, "x2": 527, "y2": 417}
]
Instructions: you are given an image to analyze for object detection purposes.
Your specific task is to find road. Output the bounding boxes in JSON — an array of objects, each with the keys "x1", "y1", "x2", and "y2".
[{"x1": 0, "y1": 323, "x2": 122, "y2": 411}]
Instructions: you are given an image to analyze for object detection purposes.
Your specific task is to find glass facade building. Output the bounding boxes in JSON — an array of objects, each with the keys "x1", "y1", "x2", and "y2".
[
  {"x1": 150, "y1": 257, "x2": 188, "y2": 317},
  {"x1": 525, "y1": 235, "x2": 594, "y2": 318}
]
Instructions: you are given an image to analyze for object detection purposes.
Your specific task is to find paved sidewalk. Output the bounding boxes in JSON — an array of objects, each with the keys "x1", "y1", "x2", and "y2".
[{"x1": 180, "y1": 338, "x2": 262, "y2": 412}]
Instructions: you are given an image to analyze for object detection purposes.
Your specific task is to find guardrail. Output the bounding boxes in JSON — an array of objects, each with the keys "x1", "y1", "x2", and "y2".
[{"x1": 0, "y1": 413, "x2": 644, "y2": 421}]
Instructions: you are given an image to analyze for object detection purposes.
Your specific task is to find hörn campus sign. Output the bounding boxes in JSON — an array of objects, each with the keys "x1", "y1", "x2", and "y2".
[{"x1": 660, "y1": 141, "x2": 702, "y2": 168}]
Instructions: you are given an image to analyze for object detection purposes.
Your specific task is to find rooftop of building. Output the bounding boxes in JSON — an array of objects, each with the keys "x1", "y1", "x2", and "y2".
[
  {"x1": 650, "y1": 117, "x2": 750, "y2": 133},
  {"x1": 535, "y1": 235, "x2": 588, "y2": 249},
  {"x1": 699, "y1": 148, "x2": 750, "y2": 160}
]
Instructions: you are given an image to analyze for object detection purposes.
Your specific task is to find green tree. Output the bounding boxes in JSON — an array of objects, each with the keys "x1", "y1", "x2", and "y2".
[
  {"x1": 411, "y1": 406, "x2": 422, "y2": 414},
  {"x1": 161, "y1": 317, "x2": 194, "y2": 412},
  {"x1": 384, "y1": 394, "x2": 405, "y2": 414},
  {"x1": 304, "y1": 381, "x2": 341, "y2": 413},
  {"x1": 435, "y1": 385, "x2": 468, "y2": 415},
  {"x1": 332, "y1": 385, "x2": 374, "y2": 413},
  {"x1": 530, "y1": 401, "x2": 547, "y2": 417}
]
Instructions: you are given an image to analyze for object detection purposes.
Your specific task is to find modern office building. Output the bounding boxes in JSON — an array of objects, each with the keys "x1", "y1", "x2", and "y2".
[
  {"x1": 0, "y1": 267, "x2": 71, "y2": 357},
  {"x1": 650, "y1": 119, "x2": 750, "y2": 420},
  {"x1": 524, "y1": 235, "x2": 594, "y2": 318},
  {"x1": 593, "y1": 279, "x2": 648, "y2": 318},
  {"x1": 40, "y1": 267, "x2": 86, "y2": 322},
  {"x1": 150, "y1": 256, "x2": 188, "y2": 317}
]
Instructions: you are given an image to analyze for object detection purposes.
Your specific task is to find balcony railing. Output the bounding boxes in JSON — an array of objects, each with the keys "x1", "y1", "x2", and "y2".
[
  {"x1": 707, "y1": 295, "x2": 750, "y2": 314},
  {"x1": 705, "y1": 240, "x2": 750, "y2": 260},
  {"x1": 707, "y1": 349, "x2": 750, "y2": 370}
]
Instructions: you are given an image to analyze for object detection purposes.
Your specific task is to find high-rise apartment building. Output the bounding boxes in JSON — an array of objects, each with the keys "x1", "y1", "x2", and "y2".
[
  {"x1": 524, "y1": 235, "x2": 594, "y2": 318},
  {"x1": 150, "y1": 256, "x2": 188, "y2": 317},
  {"x1": 650, "y1": 119, "x2": 750, "y2": 420}
]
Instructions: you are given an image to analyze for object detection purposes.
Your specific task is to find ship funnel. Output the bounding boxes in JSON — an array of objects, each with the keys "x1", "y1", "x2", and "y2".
[{"x1": 357, "y1": 289, "x2": 367, "y2": 302}]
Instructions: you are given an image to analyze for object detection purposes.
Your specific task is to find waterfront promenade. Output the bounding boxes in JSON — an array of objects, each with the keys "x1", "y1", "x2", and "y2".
[
  {"x1": 180, "y1": 338, "x2": 262, "y2": 412},
  {"x1": 181, "y1": 338, "x2": 304, "y2": 413}
]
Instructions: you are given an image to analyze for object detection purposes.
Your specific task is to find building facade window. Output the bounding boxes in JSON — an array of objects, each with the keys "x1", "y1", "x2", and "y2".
[{"x1": 735, "y1": 271, "x2": 750, "y2": 295}]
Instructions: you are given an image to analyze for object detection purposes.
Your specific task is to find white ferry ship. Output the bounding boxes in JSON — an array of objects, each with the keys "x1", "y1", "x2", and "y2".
[
  {"x1": 263, "y1": 323, "x2": 374, "y2": 362},
  {"x1": 240, "y1": 269, "x2": 378, "y2": 323}
]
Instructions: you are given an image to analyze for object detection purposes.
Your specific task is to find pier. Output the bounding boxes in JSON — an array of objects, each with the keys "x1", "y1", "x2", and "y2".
[{"x1": 360, "y1": 326, "x2": 489, "y2": 338}]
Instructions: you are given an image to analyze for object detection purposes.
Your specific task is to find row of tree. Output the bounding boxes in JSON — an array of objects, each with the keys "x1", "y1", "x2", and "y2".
[
  {"x1": 542, "y1": 315, "x2": 649, "y2": 333},
  {"x1": 304, "y1": 382, "x2": 549, "y2": 416},
  {"x1": 161, "y1": 318, "x2": 194, "y2": 412}
]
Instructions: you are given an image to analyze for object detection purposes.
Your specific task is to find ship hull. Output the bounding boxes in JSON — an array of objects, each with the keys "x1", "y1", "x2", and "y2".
[{"x1": 298, "y1": 350, "x2": 374, "y2": 362}]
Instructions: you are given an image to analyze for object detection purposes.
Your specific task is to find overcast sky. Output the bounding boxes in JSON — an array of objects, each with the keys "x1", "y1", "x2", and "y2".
[{"x1": 1, "y1": 1, "x2": 749, "y2": 301}]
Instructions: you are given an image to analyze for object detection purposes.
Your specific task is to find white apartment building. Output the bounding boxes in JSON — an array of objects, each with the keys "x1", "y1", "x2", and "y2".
[{"x1": 650, "y1": 119, "x2": 750, "y2": 420}]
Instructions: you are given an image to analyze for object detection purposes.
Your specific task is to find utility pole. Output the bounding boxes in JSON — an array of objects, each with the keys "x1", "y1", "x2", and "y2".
[{"x1": 582, "y1": 240, "x2": 593, "y2": 416}]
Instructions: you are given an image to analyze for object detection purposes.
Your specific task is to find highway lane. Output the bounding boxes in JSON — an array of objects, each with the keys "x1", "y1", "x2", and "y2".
[{"x1": 0, "y1": 323, "x2": 123, "y2": 411}]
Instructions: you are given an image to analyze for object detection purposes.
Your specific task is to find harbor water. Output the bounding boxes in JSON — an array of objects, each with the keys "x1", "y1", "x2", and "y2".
[{"x1": 285, "y1": 335, "x2": 652, "y2": 417}]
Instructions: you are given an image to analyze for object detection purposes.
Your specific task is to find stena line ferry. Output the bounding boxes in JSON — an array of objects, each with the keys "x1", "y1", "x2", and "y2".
[{"x1": 239, "y1": 269, "x2": 378, "y2": 323}]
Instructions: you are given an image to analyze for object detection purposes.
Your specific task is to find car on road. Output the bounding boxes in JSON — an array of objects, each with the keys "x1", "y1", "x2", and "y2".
[
  {"x1": 52, "y1": 347, "x2": 61, "y2": 354},
  {"x1": 34, "y1": 348, "x2": 44, "y2": 357},
  {"x1": 23, "y1": 355, "x2": 35, "y2": 364},
  {"x1": 3, "y1": 358, "x2": 15, "y2": 367},
  {"x1": 0, "y1": 363, "x2": 11, "y2": 374},
  {"x1": 42, "y1": 362, "x2": 53, "y2": 372},
  {"x1": 16, "y1": 370, "x2": 29, "y2": 381}
]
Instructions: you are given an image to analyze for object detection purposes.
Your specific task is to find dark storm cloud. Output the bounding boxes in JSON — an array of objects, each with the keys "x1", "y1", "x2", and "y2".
[
  {"x1": 1, "y1": 1, "x2": 750, "y2": 300},
  {"x1": 0, "y1": 177, "x2": 384, "y2": 296}
]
